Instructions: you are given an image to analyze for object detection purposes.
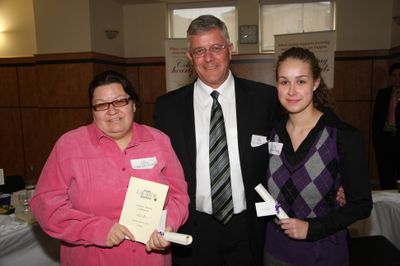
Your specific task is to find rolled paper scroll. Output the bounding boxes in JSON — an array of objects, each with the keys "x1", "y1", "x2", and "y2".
[
  {"x1": 254, "y1": 183, "x2": 289, "y2": 220},
  {"x1": 162, "y1": 231, "x2": 193, "y2": 245},
  {"x1": 158, "y1": 210, "x2": 193, "y2": 245}
]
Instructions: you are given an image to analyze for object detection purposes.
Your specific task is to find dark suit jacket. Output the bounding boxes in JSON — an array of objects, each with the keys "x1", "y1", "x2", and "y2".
[
  {"x1": 372, "y1": 86, "x2": 400, "y2": 144},
  {"x1": 372, "y1": 86, "x2": 392, "y2": 143},
  {"x1": 154, "y1": 76, "x2": 278, "y2": 266}
]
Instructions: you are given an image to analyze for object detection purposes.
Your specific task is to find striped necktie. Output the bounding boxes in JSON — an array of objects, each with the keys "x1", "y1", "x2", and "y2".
[{"x1": 209, "y1": 90, "x2": 234, "y2": 224}]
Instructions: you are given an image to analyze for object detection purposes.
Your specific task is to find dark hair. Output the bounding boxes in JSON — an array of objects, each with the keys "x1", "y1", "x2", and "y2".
[
  {"x1": 389, "y1": 62, "x2": 400, "y2": 75},
  {"x1": 186, "y1": 15, "x2": 230, "y2": 48},
  {"x1": 275, "y1": 47, "x2": 335, "y2": 111},
  {"x1": 88, "y1": 70, "x2": 139, "y2": 107}
]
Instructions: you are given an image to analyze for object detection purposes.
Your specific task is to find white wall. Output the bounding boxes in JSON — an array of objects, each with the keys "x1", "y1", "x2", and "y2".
[
  {"x1": 123, "y1": 3, "x2": 167, "y2": 57},
  {"x1": 0, "y1": 0, "x2": 398, "y2": 58},
  {"x1": 122, "y1": 0, "x2": 397, "y2": 56},
  {"x1": 392, "y1": 0, "x2": 400, "y2": 48},
  {"x1": 236, "y1": 0, "x2": 259, "y2": 54},
  {"x1": 0, "y1": 0, "x2": 36, "y2": 57},
  {"x1": 34, "y1": 0, "x2": 92, "y2": 54},
  {"x1": 122, "y1": 0, "x2": 263, "y2": 56},
  {"x1": 336, "y1": 0, "x2": 393, "y2": 51},
  {"x1": 90, "y1": 0, "x2": 124, "y2": 57}
]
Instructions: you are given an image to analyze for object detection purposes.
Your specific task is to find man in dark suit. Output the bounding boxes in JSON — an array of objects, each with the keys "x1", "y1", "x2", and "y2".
[
  {"x1": 372, "y1": 62, "x2": 400, "y2": 189},
  {"x1": 154, "y1": 15, "x2": 278, "y2": 266}
]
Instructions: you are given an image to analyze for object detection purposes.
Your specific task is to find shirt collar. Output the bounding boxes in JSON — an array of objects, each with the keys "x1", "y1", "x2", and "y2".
[
  {"x1": 88, "y1": 122, "x2": 154, "y2": 147},
  {"x1": 195, "y1": 70, "x2": 234, "y2": 103}
]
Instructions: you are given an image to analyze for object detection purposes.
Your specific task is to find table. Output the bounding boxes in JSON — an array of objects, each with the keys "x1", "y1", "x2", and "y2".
[
  {"x1": 0, "y1": 214, "x2": 60, "y2": 266},
  {"x1": 348, "y1": 190, "x2": 400, "y2": 250}
]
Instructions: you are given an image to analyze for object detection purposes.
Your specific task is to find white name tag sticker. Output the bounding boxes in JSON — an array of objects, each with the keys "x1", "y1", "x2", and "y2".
[
  {"x1": 130, "y1": 157, "x2": 157, "y2": 169},
  {"x1": 268, "y1": 141, "x2": 283, "y2": 155},
  {"x1": 255, "y1": 202, "x2": 278, "y2": 217},
  {"x1": 251, "y1": 134, "x2": 268, "y2": 147}
]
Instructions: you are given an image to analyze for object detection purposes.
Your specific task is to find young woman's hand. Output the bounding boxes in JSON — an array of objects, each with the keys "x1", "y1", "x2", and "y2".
[{"x1": 280, "y1": 218, "x2": 309, "y2": 240}]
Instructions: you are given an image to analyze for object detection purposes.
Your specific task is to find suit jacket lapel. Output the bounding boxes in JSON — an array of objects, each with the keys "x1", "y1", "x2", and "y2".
[
  {"x1": 177, "y1": 85, "x2": 197, "y2": 196},
  {"x1": 235, "y1": 78, "x2": 253, "y2": 167}
]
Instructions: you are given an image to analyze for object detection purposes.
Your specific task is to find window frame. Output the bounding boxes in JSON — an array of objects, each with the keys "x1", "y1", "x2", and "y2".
[
  {"x1": 260, "y1": 0, "x2": 335, "y2": 52},
  {"x1": 168, "y1": 1, "x2": 238, "y2": 50}
]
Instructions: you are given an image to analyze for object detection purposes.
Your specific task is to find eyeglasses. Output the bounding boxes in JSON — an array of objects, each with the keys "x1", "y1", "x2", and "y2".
[
  {"x1": 92, "y1": 97, "x2": 131, "y2": 111},
  {"x1": 191, "y1": 44, "x2": 227, "y2": 58}
]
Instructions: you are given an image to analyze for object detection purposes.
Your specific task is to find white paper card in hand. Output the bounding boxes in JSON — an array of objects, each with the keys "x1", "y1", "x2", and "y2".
[
  {"x1": 119, "y1": 177, "x2": 168, "y2": 244},
  {"x1": 255, "y1": 202, "x2": 277, "y2": 217},
  {"x1": 254, "y1": 184, "x2": 289, "y2": 220},
  {"x1": 158, "y1": 210, "x2": 167, "y2": 233},
  {"x1": 268, "y1": 142, "x2": 283, "y2": 155},
  {"x1": 251, "y1": 134, "x2": 268, "y2": 147}
]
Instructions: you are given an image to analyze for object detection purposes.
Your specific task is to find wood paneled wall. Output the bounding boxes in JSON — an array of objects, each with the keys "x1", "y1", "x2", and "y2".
[
  {"x1": 334, "y1": 47, "x2": 400, "y2": 188},
  {"x1": 0, "y1": 47, "x2": 399, "y2": 186}
]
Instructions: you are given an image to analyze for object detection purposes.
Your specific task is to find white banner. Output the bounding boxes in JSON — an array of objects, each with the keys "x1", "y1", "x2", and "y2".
[
  {"x1": 165, "y1": 38, "x2": 196, "y2": 92},
  {"x1": 274, "y1": 31, "x2": 336, "y2": 88}
]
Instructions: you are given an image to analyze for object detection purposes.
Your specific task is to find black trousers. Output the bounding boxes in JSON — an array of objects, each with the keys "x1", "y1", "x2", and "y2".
[
  {"x1": 374, "y1": 133, "x2": 400, "y2": 189},
  {"x1": 192, "y1": 211, "x2": 254, "y2": 266}
]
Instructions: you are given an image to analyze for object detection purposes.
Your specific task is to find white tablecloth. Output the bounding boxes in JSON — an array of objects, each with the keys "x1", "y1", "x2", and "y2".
[
  {"x1": 348, "y1": 190, "x2": 400, "y2": 250},
  {"x1": 0, "y1": 214, "x2": 60, "y2": 266}
]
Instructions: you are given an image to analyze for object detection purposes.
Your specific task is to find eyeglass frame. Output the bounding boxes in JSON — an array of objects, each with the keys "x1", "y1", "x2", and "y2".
[
  {"x1": 190, "y1": 44, "x2": 228, "y2": 58},
  {"x1": 92, "y1": 97, "x2": 131, "y2": 111}
]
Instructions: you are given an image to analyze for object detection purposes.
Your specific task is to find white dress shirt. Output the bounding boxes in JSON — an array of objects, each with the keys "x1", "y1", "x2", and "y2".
[{"x1": 193, "y1": 71, "x2": 246, "y2": 214}]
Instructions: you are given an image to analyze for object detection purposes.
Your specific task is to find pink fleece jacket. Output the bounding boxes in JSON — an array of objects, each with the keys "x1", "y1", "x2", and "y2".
[{"x1": 30, "y1": 122, "x2": 189, "y2": 266}]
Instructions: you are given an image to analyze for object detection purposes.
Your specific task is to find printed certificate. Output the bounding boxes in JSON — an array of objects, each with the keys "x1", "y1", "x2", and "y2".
[{"x1": 119, "y1": 177, "x2": 169, "y2": 244}]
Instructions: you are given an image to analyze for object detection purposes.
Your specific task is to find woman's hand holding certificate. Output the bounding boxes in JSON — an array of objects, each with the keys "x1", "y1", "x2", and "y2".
[
  {"x1": 119, "y1": 177, "x2": 169, "y2": 244},
  {"x1": 106, "y1": 223, "x2": 135, "y2": 247},
  {"x1": 119, "y1": 177, "x2": 193, "y2": 248}
]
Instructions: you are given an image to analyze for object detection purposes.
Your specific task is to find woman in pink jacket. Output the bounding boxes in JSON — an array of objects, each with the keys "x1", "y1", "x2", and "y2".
[{"x1": 30, "y1": 70, "x2": 189, "y2": 266}]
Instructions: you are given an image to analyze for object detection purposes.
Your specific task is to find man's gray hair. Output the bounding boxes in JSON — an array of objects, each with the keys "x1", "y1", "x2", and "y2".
[{"x1": 186, "y1": 15, "x2": 230, "y2": 48}]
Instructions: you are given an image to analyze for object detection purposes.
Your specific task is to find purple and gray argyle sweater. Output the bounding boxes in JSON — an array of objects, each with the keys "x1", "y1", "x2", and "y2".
[{"x1": 265, "y1": 126, "x2": 348, "y2": 266}]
